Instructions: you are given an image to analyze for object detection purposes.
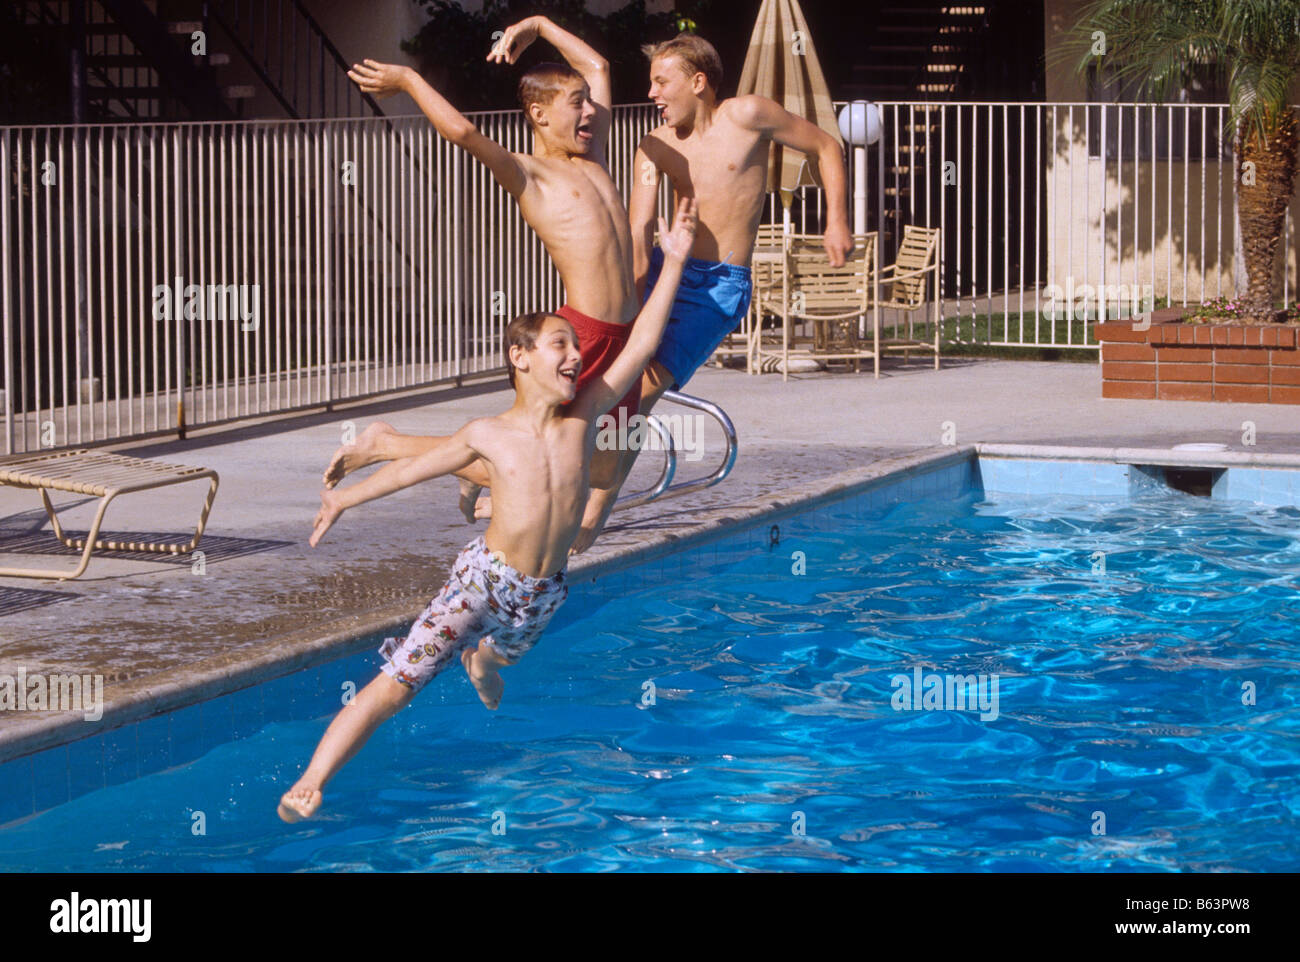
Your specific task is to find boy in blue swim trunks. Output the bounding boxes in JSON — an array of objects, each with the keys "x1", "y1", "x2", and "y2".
[
  {"x1": 568, "y1": 33, "x2": 852, "y2": 553},
  {"x1": 277, "y1": 200, "x2": 697, "y2": 823}
]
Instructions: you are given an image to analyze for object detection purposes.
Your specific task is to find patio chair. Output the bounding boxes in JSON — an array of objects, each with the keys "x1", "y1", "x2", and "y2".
[
  {"x1": 751, "y1": 232, "x2": 878, "y2": 380},
  {"x1": 878, "y1": 225, "x2": 942, "y2": 368},
  {"x1": 0, "y1": 449, "x2": 220, "y2": 580},
  {"x1": 742, "y1": 223, "x2": 795, "y2": 374}
]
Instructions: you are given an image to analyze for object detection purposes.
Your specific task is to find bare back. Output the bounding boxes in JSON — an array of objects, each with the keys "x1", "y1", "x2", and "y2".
[
  {"x1": 516, "y1": 154, "x2": 638, "y2": 324},
  {"x1": 641, "y1": 99, "x2": 769, "y2": 268}
]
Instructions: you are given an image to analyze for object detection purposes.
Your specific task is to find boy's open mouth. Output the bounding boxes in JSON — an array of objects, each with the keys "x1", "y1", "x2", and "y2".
[
  {"x1": 559, "y1": 365, "x2": 578, "y2": 383},
  {"x1": 576, "y1": 122, "x2": 593, "y2": 142}
]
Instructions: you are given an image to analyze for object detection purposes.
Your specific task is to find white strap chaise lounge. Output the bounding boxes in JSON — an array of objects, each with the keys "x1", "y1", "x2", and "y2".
[{"x1": 0, "y1": 449, "x2": 219, "y2": 581}]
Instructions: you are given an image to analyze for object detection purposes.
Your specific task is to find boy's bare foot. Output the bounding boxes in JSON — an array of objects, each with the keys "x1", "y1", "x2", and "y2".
[
  {"x1": 458, "y1": 479, "x2": 483, "y2": 524},
  {"x1": 324, "y1": 421, "x2": 395, "y2": 488},
  {"x1": 460, "y1": 646, "x2": 504, "y2": 710},
  {"x1": 277, "y1": 781, "x2": 323, "y2": 822}
]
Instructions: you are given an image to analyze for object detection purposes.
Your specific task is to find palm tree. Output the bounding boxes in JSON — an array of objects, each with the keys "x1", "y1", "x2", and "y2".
[{"x1": 1068, "y1": 0, "x2": 1300, "y2": 323}]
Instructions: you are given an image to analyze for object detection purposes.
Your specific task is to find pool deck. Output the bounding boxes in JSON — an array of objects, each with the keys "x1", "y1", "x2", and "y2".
[{"x1": 3, "y1": 356, "x2": 1300, "y2": 759}]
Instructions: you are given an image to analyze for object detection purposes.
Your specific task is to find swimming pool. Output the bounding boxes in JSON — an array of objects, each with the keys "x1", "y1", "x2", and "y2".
[{"x1": 1, "y1": 454, "x2": 1297, "y2": 871}]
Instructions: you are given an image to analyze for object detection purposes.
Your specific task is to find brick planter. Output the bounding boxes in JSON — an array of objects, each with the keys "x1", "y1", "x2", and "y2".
[{"x1": 1095, "y1": 307, "x2": 1300, "y2": 404}]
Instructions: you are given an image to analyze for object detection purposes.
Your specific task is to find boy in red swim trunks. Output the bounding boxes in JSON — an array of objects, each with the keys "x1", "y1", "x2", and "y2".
[{"x1": 329, "y1": 15, "x2": 643, "y2": 528}]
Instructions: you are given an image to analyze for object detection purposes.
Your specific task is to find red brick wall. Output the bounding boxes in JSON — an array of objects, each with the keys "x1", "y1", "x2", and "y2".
[{"x1": 1096, "y1": 311, "x2": 1300, "y2": 404}]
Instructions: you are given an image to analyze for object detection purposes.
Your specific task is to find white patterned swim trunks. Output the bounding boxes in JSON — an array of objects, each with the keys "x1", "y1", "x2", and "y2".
[{"x1": 379, "y1": 536, "x2": 569, "y2": 693}]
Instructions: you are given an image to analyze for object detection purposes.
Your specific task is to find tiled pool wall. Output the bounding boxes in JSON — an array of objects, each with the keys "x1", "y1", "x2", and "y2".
[
  {"x1": 977, "y1": 457, "x2": 1300, "y2": 505},
  {"x1": 4, "y1": 450, "x2": 1296, "y2": 826}
]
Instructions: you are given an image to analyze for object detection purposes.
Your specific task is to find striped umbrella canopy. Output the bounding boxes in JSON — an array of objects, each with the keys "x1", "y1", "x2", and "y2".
[{"x1": 735, "y1": 0, "x2": 843, "y2": 209}]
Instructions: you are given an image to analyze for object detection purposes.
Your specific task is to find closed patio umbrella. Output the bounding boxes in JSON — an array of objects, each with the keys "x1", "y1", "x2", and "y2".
[
  {"x1": 737, "y1": 0, "x2": 851, "y2": 378},
  {"x1": 736, "y1": 0, "x2": 843, "y2": 210}
]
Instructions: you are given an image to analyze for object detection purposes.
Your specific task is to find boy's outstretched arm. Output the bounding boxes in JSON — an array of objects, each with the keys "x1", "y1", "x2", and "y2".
[
  {"x1": 574, "y1": 198, "x2": 697, "y2": 422},
  {"x1": 310, "y1": 422, "x2": 484, "y2": 546},
  {"x1": 488, "y1": 15, "x2": 612, "y2": 152},
  {"x1": 732, "y1": 95, "x2": 852, "y2": 266},
  {"x1": 348, "y1": 60, "x2": 527, "y2": 197}
]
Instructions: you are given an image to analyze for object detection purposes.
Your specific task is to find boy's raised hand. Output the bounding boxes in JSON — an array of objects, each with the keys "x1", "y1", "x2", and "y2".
[
  {"x1": 487, "y1": 16, "x2": 542, "y2": 65},
  {"x1": 347, "y1": 59, "x2": 409, "y2": 98},
  {"x1": 658, "y1": 197, "x2": 698, "y2": 263}
]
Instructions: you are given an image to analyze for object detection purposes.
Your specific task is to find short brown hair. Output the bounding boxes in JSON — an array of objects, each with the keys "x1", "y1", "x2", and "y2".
[
  {"x1": 517, "y1": 62, "x2": 585, "y2": 128},
  {"x1": 503, "y1": 312, "x2": 574, "y2": 388},
  {"x1": 641, "y1": 33, "x2": 723, "y2": 92}
]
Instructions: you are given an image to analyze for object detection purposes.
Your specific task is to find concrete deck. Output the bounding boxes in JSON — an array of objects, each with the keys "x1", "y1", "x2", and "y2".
[{"x1": 3, "y1": 356, "x2": 1299, "y2": 757}]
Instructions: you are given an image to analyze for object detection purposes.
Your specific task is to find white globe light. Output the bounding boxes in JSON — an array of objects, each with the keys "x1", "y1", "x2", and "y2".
[{"x1": 837, "y1": 101, "x2": 880, "y2": 146}]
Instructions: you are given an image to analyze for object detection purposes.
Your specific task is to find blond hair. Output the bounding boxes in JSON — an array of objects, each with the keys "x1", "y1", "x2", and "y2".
[{"x1": 641, "y1": 33, "x2": 723, "y2": 92}]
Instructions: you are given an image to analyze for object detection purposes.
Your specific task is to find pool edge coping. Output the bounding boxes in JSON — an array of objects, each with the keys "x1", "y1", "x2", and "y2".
[
  {"x1": 975, "y1": 442, "x2": 1300, "y2": 469},
  {"x1": 0, "y1": 444, "x2": 975, "y2": 764}
]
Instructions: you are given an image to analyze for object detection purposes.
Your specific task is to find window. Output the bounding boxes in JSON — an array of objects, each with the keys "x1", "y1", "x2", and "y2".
[{"x1": 1086, "y1": 63, "x2": 1232, "y2": 161}]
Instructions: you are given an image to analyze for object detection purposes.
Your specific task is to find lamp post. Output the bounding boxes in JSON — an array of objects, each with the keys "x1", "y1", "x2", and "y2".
[{"x1": 837, "y1": 101, "x2": 880, "y2": 235}]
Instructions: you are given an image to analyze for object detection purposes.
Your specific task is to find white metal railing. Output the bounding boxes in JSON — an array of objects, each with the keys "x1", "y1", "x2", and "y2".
[
  {"x1": 790, "y1": 101, "x2": 1298, "y2": 350},
  {"x1": 4, "y1": 101, "x2": 1299, "y2": 455},
  {"x1": 0, "y1": 104, "x2": 664, "y2": 454}
]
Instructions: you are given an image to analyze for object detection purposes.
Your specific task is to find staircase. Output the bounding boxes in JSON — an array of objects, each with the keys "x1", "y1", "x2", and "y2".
[
  {"x1": 835, "y1": 4, "x2": 989, "y2": 250},
  {"x1": 13, "y1": 0, "x2": 383, "y2": 123},
  {"x1": 832, "y1": 0, "x2": 1043, "y2": 299},
  {"x1": 844, "y1": 3, "x2": 992, "y2": 103}
]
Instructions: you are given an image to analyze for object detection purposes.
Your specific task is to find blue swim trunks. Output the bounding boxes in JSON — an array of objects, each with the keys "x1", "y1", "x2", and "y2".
[{"x1": 644, "y1": 246, "x2": 753, "y2": 390}]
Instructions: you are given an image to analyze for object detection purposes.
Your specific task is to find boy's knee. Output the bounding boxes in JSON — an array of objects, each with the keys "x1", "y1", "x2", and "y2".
[
  {"x1": 589, "y1": 445, "x2": 621, "y2": 488},
  {"x1": 640, "y1": 362, "x2": 673, "y2": 411},
  {"x1": 362, "y1": 672, "x2": 418, "y2": 713}
]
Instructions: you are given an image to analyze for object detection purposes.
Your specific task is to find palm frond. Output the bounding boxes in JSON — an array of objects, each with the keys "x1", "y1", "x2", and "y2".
[{"x1": 1064, "y1": 0, "x2": 1300, "y2": 138}]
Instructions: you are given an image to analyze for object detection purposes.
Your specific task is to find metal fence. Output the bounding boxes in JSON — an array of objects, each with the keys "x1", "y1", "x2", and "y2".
[
  {"x1": 0, "y1": 104, "x2": 661, "y2": 454},
  {"x1": 3, "y1": 100, "x2": 1299, "y2": 454},
  {"x1": 870, "y1": 101, "x2": 1298, "y2": 349},
  {"x1": 776, "y1": 101, "x2": 1297, "y2": 349}
]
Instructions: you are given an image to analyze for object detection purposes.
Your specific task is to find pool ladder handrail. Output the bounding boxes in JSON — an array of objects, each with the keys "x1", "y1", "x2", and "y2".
[{"x1": 613, "y1": 389, "x2": 738, "y2": 510}]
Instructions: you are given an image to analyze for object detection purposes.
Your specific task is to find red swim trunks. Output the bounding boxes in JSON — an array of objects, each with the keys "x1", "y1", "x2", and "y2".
[{"x1": 555, "y1": 304, "x2": 643, "y2": 423}]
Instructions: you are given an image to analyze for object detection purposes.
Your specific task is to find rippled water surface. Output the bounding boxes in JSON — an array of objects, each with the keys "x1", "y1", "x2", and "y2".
[{"x1": 3, "y1": 489, "x2": 1298, "y2": 871}]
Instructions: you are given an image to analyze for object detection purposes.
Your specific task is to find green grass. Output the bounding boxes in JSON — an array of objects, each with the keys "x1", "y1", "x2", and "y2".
[{"x1": 898, "y1": 312, "x2": 1100, "y2": 362}]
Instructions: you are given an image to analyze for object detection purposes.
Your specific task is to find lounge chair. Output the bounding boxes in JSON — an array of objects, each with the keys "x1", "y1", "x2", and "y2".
[{"x1": 0, "y1": 449, "x2": 220, "y2": 580}]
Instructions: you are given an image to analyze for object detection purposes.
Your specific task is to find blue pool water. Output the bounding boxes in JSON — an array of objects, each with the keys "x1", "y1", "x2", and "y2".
[{"x1": 2, "y1": 477, "x2": 1298, "y2": 871}]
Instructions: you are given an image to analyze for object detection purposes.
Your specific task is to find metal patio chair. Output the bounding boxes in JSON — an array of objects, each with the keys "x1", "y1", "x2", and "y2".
[
  {"x1": 878, "y1": 225, "x2": 942, "y2": 368},
  {"x1": 752, "y1": 232, "x2": 879, "y2": 379}
]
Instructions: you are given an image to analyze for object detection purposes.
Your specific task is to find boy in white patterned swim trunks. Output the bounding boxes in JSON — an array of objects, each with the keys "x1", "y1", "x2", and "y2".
[
  {"x1": 276, "y1": 198, "x2": 697, "y2": 823},
  {"x1": 377, "y1": 534, "x2": 568, "y2": 691}
]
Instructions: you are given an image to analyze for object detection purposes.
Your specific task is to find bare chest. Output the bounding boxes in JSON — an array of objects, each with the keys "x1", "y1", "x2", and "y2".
[
  {"x1": 527, "y1": 162, "x2": 629, "y2": 237},
  {"x1": 658, "y1": 127, "x2": 766, "y2": 198},
  {"x1": 486, "y1": 426, "x2": 588, "y2": 493}
]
